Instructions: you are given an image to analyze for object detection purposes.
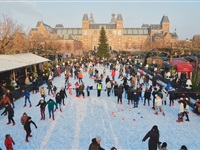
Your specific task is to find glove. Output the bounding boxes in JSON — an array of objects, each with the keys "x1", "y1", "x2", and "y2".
[{"x1": 13, "y1": 141, "x2": 15, "y2": 145}]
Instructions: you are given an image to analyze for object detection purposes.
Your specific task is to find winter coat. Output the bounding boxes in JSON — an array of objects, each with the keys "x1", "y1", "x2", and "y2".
[
  {"x1": 0, "y1": 96, "x2": 11, "y2": 105},
  {"x1": 23, "y1": 90, "x2": 30, "y2": 98},
  {"x1": 60, "y1": 89, "x2": 67, "y2": 98},
  {"x1": 7, "y1": 92, "x2": 14, "y2": 102},
  {"x1": 116, "y1": 86, "x2": 123, "y2": 97},
  {"x1": 131, "y1": 76, "x2": 136, "y2": 88},
  {"x1": 1, "y1": 105, "x2": 14, "y2": 117},
  {"x1": 133, "y1": 93, "x2": 139, "y2": 102},
  {"x1": 21, "y1": 114, "x2": 28, "y2": 125},
  {"x1": 55, "y1": 94, "x2": 62, "y2": 104},
  {"x1": 36, "y1": 99, "x2": 46, "y2": 108},
  {"x1": 144, "y1": 90, "x2": 151, "y2": 99},
  {"x1": 143, "y1": 128, "x2": 160, "y2": 150},
  {"x1": 88, "y1": 138, "x2": 105, "y2": 150},
  {"x1": 111, "y1": 70, "x2": 116, "y2": 77},
  {"x1": 79, "y1": 84, "x2": 85, "y2": 93},
  {"x1": 105, "y1": 77, "x2": 110, "y2": 83},
  {"x1": 47, "y1": 81, "x2": 53, "y2": 89},
  {"x1": 40, "y1": 88, "x2": 46, "y2": 96},
  {"x1": 24, "y1": 119, "x2": 37, "y2": 132},
  {"x1": 152, "y1": 76, "x2": 157, "y2": 87},
  {"x1": 179, "y1": 101, "x2": 189, "y2": 113},
  {"x1": 106, "y1": 81, "x2": 111, "y2": 89},
  {"x1": 4, "y1": 137, "x2": 14, "y2": 150},
  {"x1": 127, "y1": 88, "x2": 133, "y2": 100},
  {"x1": 46, "y1": 99, "x2": 57, "y2": 110},
  {"x1": 155, "y1": 96, "x2": 162, "y2": 107},
  {"x1": 121, "y1": 77, "x2": 128, "y2": 86}
]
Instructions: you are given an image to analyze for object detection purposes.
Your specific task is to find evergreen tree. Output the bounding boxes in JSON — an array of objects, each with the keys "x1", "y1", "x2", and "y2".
[{"x1": 97, "y1": 27, "x2": 110, "y2": 58}]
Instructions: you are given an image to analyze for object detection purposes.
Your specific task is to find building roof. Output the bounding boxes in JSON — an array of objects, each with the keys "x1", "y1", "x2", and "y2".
[
  {"x1": 55, "y1": 24, "x2": 64, "y2": 28},
  {"x1": 141, "y1": 23, "x2": 150, "y2": 28},
  {"x1": 160, "y1": 15, "x2": 169, "y2": 24},
  {"x1": 150, "y1": 24, "x2": 162, "y2": 30},
  {"x1": 0, "y1": 53, "x2": 50, "y2": 73},
  {"x1": 82, "y1": 13, "x2": 89, "y2": 21},
  {"x1": 123, "y1": 28, "x2": 149, "y2": 35},
  {"x1": 117, "y1": 13, "x2": 123, "y2": 21},
  {"x1": 89, "y1": 24, "x2": 116, "y2": 29}
]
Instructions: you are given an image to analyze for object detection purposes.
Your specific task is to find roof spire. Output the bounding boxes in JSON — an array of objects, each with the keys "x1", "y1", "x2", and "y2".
[
  {"x1": 89, "y1": 13, "x2": 95, "y2": 23},
  {"x1": 117, "y1": 13, "x2": 123, "y2": 21},
  {"x1": 110, "y1": 13, "x2": 116, "y2": 23},
  {"x1": 82, "y1": 13, "x2": 89, "y2": 21}
]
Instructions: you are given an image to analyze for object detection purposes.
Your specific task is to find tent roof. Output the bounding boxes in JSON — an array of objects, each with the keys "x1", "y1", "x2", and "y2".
[
  {"x1": 0, "y1": 53, "x2": 50, "y2": 73},
  {"x1": 176, "y1": 62, "x2": 194, "y2": 72}
]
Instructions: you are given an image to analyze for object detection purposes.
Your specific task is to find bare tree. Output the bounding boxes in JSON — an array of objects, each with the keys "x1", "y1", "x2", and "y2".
[{"x1": 0, "y1": 13, "x2": 24, "y2": 54}]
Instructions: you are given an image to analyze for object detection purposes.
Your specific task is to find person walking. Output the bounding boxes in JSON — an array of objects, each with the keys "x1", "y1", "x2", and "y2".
[
  {"x1": 142, "y1": 125, "x2": 161, "y2": 150},
  {"x1": 78, "y1": 83, "x2": 85, "y2": 98},
  {"x1": 4, "y1": 134, "x2": 15, "y2": 150},
  {"x1": 55, "y1": 93, "x2": 62, "y2": 112},
  {"x1": 1, "y1": 103, "x2": 15, "y2": 126},
  {"x1": 47, "y1": 79, "x2": 53, "y2": 96},
  {"x1": 116, "y1": 84, "x2": 123, "y2": 104},
  {"x1": 144, "y1": 87, "x2": 151, "y2": 106},
  {"x1": 24, "y1": 117, "x2": 37, "y2": 142},
  {"x1": 154, "y1": 95, "x2": 165, "y2": 116},
  {"x1": 75, "y1": 82, "x2": 80, "y2": 97},
  {"x1": 106, "y1": 80, "x2": 111, "y2": 97},
  {"x1": 36, "y1": 98, "x2": 46, "y2": 120}
]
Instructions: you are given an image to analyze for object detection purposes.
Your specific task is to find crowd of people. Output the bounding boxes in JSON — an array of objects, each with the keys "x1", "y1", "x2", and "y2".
[{"x1": 0, "y1": 55, "x2": 197, "y2": 149}]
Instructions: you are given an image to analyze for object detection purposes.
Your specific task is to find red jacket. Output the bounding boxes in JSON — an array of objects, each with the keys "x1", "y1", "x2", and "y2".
[
  {"x1": 111, "y1": 70, "x2": 116, "y2": 77},
  {"x1": 4, "y1": 137, "x2": 14, "y2": 150}
]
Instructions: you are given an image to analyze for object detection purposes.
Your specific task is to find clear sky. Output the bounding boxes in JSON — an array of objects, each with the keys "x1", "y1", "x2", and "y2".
[{"x1": 0, "y1": 0, "x2": 200, "y2": 40}]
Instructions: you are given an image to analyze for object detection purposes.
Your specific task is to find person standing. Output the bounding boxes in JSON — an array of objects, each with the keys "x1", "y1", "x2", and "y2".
[
  {"x1": 154, "y1": 95, "x2": 165, "y2": 116},
  {"x1": 46, "y1": 99, "x2": 58, "y2": 120},
  {"x1": 116, "y1": 84, "x2": 123, "y2": 104},
  {"x1": 4, "y1": 134, "x2": 15, "y2": 150},
  {"x1": 1, "y1": 103, "x2": 15, "y2": 126},
  {"x1": 97, "y1": 82, "x2": 103, "y2": 97},
  {"x1": 47, "y1": 79, "x2": 53, "y2": 96},
  {"x1": 75, "y1": 82, "x2": 80, "y2": 97},
  {"x1": 89, "y1": 136, "x2": 105, "y2": 150},
  {"x1": 36, "y1": 98, "x2": 46, "y2": 120},
  {"x1": 22, "y1": 89, "x2": 32, "y2": 107},
  {"x1": 86, "y1": 85, "x2": 91, "y2": 97},
  {"x1": 142, "y1": 125, "x2": 161, "y2": 150},
  {"x1": 24, "y1": 117, "x2": 37, "y2": 142},
  {"x1": 132, "y1": 91, "x2": 139, "y2": 108},
  {"x1": 106, "y1": 80, "x2": 111, "y2": 97},
  {"x1": 144, "y1": 87, "x2": 151, "y2": 106},
  {"x1": 0, "y1": 94, "x2": 11, "y2": 116},
  {"x1": 60, "y1": 87, "x2": 67, "y2": 106}
]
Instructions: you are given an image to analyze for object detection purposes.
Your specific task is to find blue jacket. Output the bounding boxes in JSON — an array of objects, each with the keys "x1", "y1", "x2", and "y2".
[{"x1": 24, "y1": 90, "x2": 30, "y2": 97}]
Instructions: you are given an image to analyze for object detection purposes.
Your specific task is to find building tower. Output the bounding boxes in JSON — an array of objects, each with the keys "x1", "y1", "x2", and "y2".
[
  {"x1": 160, "y1": 15, "x2": 170, "y2": 33},
  {"x1": 82, "y1": 13, "x2": 89, "y2": 50},
  {"x1": 116, "y1": 13, "x2": 123, "y2": 51}
]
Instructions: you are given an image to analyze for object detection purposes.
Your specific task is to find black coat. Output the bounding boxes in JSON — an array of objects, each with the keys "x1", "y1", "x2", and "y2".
[
  {"x1": 36, "y1": 100, "x2": 46, "y2": 108},
  {"x1": 88, "y1": 138, "x2": 105, "y2": 150},
  {"x1": 152, "y1": 76, "x2": 157, "y2": 87},
  {"x1": 24, "y1": 119, "x2": 37, "y2": 132},
  {"x1": 143, "y1": 129, "x2": 160, "y2": 150},
  {"x1": 60, "y1": 89, "x2": 67, "y2": 98},
  {"x1": 127, "y1": 88, "x2": 133, "y2": 100},
  {"x1": 55, "y1": 94, "x2": 62, "y2": 104},
  {"x1": 144, "y1": 90, "x2": 151, "y2": 99}
]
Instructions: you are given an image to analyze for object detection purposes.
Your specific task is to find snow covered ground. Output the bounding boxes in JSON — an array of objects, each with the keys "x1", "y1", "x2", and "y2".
[{"x1": 0, "y1": 64, "x2": 200, "y2": 150}]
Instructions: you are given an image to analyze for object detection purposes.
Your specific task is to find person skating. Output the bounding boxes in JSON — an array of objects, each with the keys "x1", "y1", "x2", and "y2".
[
  {"x1": 21, "y1": 112, "x2": 28, "y2": 125},
  {"x1": 78, "y1": 83, "x2": 85, "y2": 98},
  {"x1": 89, "y1": 136, "x2": 105, "y2": 150},
  {"x1": 46, "y1": 99, "x2": 58, "y2": 120},
  {"x1": 4, "y1": 134, "x2": 15, "y2": 150},
  {"x1": 22, "y1": 89, "x2": 32, "y2": 107},
  {"x1": 36, "y1": 98, "x2": 46, "y2": 120},
  {"x1": 55, "y1": 93, "x2": 62, "y2": 112},
  {"x1": 1, "y1": 103, "x2": 15, "y2": 126},
  {"x1": 144, "y1": 87, "x2": 151, "y2": 106},
  {"x1": 47, "y1": 79, "x2": 53, "y2": 95},
  {"x1": 106, "y1": 80, "x2": 111, "y2": 97},
  {"x1": 142, "y1": 125, "x2": 161, "y2": 150},
  {"x1": 86, "y1": 85, "x2": 91, "y2": 97},
  {"x1": 158, "y1": 142, "x2": 167, "y2": 150},
  {"x1": 60, "y1": 87, "x2": 67, "y2": 106},
  {"x1": 6, "y1": 90, "x2": 15, "y2": 109},
  {"x1": 176, "y1": 99, "x2": 190, "y2": 122},
  {"x1": 75, "y1": 82, "x2": 80, "y2": 97},
  {"x1": 24, "y1": 117, "x2": 37, "y2": 142},
  {"x1": 0, "y1": 94, "x2": 11, "y2": 116},
  {"x1": 132, "y1": 91, "x2": 139, "y2": 108},
  {"x1": 40, "y1": 86, "x2": 46, "y2": 100},
  {"x1": 152, "y1": 88, "x2": 158, "y2": 110},
  {"x1": 126, "y1": 87, "x2": 133, "y2": 105}
]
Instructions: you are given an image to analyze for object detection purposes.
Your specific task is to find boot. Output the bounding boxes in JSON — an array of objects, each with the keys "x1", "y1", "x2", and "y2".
[
  {"x1": 7, "y1": 122, "x2": 11, "y2": 125},
  {"x1": 60, "y1": 109, "x2": 62, "y2": 112},
  {"x1": 23, "y1": 104, "x2": 26, "y2": 107},
  {"x1": 148, "y1": 103, "x2": 150, "y2": 106},
  {"x1": 30, "y1": 104, "x2": 32, "y2": 108},
  {"x1": 28, "y1": 135, "x2": 33, "y2": 137},
  {"x1": 163, "y1": 112, "x2": 165, "y2": 116},
  {"x1": 185, "y1": 119, "x2": 190, "y2": 121},
  {"x1": 155, "y1": 112, "x2": 158, "y2": 115},
  {"x1": 164, "y1": 101, "x2": 167, "y2": 105},
  {"x1": 25, "y1": 139, "x2": 29, "y2": 142},
  {"x1": 12, "y1": 122, "x2": 16, "y2": 126},
  {"x1": 52, "y1": 117, "x2": 55, "y2": 121}
]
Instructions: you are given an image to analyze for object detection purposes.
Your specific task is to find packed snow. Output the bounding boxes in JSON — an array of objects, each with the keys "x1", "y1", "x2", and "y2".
[{"x1": 0, "y1": 64, "x2": 200, "y2": 150}]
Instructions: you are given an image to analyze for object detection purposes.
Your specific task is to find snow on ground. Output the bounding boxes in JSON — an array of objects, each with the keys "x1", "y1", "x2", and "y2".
[{"x1": 0, "y1": 65, "x2": 200, "y2": 150}]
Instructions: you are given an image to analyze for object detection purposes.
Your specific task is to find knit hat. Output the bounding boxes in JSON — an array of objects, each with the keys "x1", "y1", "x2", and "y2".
[
  {"x1": 180, "y1": 145, "x2": 188, "y2": 150},
  {"x1": 152, "y1": 125, "x2": 158, "y2": 130},
  {"x1": 96, "y1": 136, "x2": 101, "y2": 142},
  {"x1": 28, "y1": 117, "x2": 32, "y2": 120}
]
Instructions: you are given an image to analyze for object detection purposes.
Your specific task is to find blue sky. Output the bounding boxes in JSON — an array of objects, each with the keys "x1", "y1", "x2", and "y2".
[{"x1": 0, "y1": 0, "x2": 200, "y2": 40}]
